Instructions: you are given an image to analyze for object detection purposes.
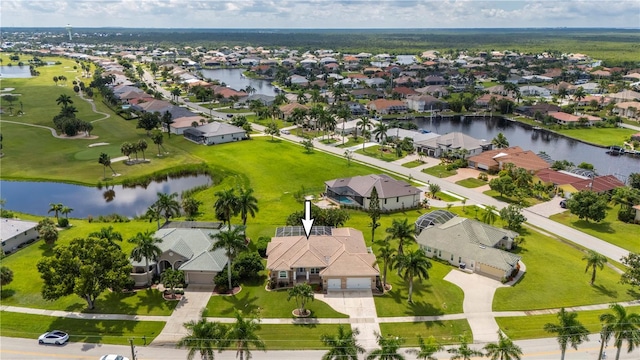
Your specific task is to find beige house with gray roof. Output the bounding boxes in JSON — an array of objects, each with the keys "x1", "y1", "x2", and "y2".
[
  {"x1": 416, "y1": 217, "x2": 521, "y2": 281},
  {"x1": 266, "y1": 227, "x2": 379, "y2": 291},
  {"x1": 324, "y1": 174, "x2": 421, "y2": 211}
]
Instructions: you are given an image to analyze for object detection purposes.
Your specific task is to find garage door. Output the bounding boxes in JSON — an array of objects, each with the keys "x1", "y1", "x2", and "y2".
[
  {"x1": 327, "y1": 279, "x2": 341, "y2": 290},
  {"x1": 187, "y1": 272, "x2": 215, "y2": 285},
  {"x1": 346, "y1": 278, "x2": 370, "y2": 289}
]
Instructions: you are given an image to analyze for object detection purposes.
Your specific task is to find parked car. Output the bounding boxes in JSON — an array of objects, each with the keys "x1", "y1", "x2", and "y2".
[
  {"x1": 100, "y1": 355, "x2": 130, "y2": 360},
  {"x1": 280, "y1": 129, "x2": 290, "y2": 135},
  {"x1": 38, "y1": 330, "x2": 69, "y2": 345},
  {"x1": 559, "y1": 199, "x2": 567, "y2": 208},
  {"x1": 226, "y1": 114, "x2": 234, "y2": 118}
]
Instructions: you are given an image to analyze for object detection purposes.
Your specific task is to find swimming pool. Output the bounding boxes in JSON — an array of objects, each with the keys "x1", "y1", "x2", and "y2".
[{"x1": 337, "y1": 196, "x2": 356, "y2": 205}]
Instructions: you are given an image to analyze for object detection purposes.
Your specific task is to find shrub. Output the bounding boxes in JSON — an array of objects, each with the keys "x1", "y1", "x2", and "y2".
[
  {"x1": 57, "y1": 218, "x2": 69, "y2": 227},
  {"x1": 256, "y1": 236, "x2": 271, "y2": 257},
  {"x1": 214, "y1": 265, "x2": 240, "y2": 293},
  {"x1": 233, "y1": 251, "x2": 265, "y2": 281}
]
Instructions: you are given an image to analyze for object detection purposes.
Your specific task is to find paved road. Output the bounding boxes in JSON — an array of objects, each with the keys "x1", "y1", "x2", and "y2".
[{"x1": 2, "y1": 335, "x2": 635, "y2": 359}]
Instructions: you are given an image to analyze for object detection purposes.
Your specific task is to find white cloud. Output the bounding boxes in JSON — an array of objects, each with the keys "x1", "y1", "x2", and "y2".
[{"x1": 2, "y1": 0, "x2": 638, "y2": 28}]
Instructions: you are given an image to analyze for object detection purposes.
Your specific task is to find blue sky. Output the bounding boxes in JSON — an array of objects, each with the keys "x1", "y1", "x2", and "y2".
[{"x1": 2, "y1": 0, "x2": 639, "y2": 29}]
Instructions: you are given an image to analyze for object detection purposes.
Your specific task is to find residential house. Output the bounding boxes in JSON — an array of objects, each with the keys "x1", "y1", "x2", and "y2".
[
  {"x1": 547, "y1": 111, "x2": 602, "y2": 126},
  {"x1": 405, "y1": 95, "x2": 447, "y2": 112},
  {"x1": 288, "y1": 74, "x2": 309, "y2": 86},
  {"x1": 324, "y1": 174, "x2": 422, "y2": 211},
  {"x1": 279, "y1": 103, "x2": 310, "y2": 119},
  {"x1": 424, "y1": 75, "x2": 448, "y2": 86},
  {"x1": 515, "y1": 103, "x2": 562, "y2": 118},
  {"x1": 1, "y1": 219, "x2": 39, "y2": 255},
  {"x1": 559, "y1": 175, "x2": 626, "y2": 197},
  {"x1": 238, "y1": 94, "x2": 276, "y2": 107},
  {"x1": 266, "y1": 227, "x2": 379, "y2": 290},
  {"x1": 467, "y1": 146, "x2": 550, "y2": 173},
  {"x1": 129, "y1": 222, "x2": 229, "y2": 286},
  {"x1": 415, "y1": 132, "x2": 492, "y2": 158},
  {"x1": 633, "y1": 204, "x2": 640, "y2": 223},
  {"x1": 182, "y1": 121, "x2": 246, "y2": 145},
  {"x1": 607, "y1": 90, "x2": 640, "y2": 103},
  {"x1": 351, "y1": 88, "x2": 383, "y2": 99},
  {"x1": 168, "y1": 116, "x2": 208, "y2": 135},
  {"x1": 415, "y1": 216, "x2": 521, "y2": 281},
  {"x1": 380, "y1": 128, "x2": 440, "y2": 144},
  {"x1": 392, "y1": 87, "x2": 420, "y2": 98},
  {"x1": 612, "y1": 101, "x2": 640, "y2": 119},
  {"x1": 367, "y1": 99, "x2": 408, "y2": 115},
  {"x1": 415, "y1": 85, "x2": 449, "y2": 98},
  {"x1": 519, "y1": 85, "x2": 551, "y2": 97}
]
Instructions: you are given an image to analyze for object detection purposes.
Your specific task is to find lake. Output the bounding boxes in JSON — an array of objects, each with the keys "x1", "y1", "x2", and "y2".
[
  {"x1": 413, "y1": 115, "x2": 640, "y2": 180},
  {"x1": 0, "y1": 175, "x2": 211, "y2": 218},
  {"x1": 0, "y1": 65, "x2": 32, "y2": 78},
  {"x1": 200, "y1": 68, "x2": 278, "y2": 97}
]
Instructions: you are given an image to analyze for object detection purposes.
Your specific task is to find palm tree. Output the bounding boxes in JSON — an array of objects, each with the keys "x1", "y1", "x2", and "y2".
[
  {"x1": 55, "y1": 94, "x2": 73, "y2": 108},
  {"x1": 599, "y1": 303, "x2": 640, "y2": 360},
  {"x1": 573, "y1": 86, "x2": 587, "y2": 108},
  {"x1": 210, "y1": 226, "x2": 247, "y2": 291},
  {"x1": 214, "y1": 188, "x2": 239, "y2": 228},
  {"x1": 557, "y1": 87, "x2": 569, "y2": 104},
  {"x1": 146, "y1": 204, "x2": 162, "y2": 230},
  {"x1": 483, "y1": 331, "x2": 522, "y2": 360},
  {"x1": 378, "y1": 243, "x2": 396, "y2": 290},
  {"x1": 137, "y1": 139, "x2": 148, "y2": 160},
  {"x1": 155, "y1": 192, "x2": 181, "y2": 224},
  {"x1": 237, "y1": 187, "x2": 259, "y2": 226},
  {"x1": 583, "y1": 250, "x2": 607, "y2": 285},
  {"x1": 395, "y1": 249, "x2": 432, "y2": 303},
  {"x1": 544, "y1": 308, "x2": 589, "y2": 360},
  {"x1": 128, "y1": 230, "x2": 163, "y2": 287},
  {"x1": 320, "y1": 325, "x2": 366, "y2": 360},
  {"x1": 482, "y1": 205, "x2": 498, "y2": 225},
  {"x1": 48, "y1": 203, "x2": 64, "y2": 222},
  {"x1": 98, "y1": 152, "x2": 115, "y2": 178},
  {"x1": 170, "y1": 87, "x2": 181, "y2": 101},
  {"x1": 373, "y1": 122, "x2": 390, "y2": 156},
  {"x1": 227, "y1": 310, "x2": 266, "y2": 360},
  {"x1": 366, "y1": 332, "x2": 405, "y2": 360},
  {"x1": 151, "y1": 132, "x2": 165, "y2": 155},
  {"x1": 182, "y1": 197, "x2": 203, "y2": 220},
  {"x1": 447, "y1": 334, "x2": 484, "y2": 360},
  {"x1": 88, "y1": 226, "x2": 123, "y2": 249},
  {"x1": 177, "y1": 318, "x2": 229, "y2": 360},
  {"x1": 287, "y1": 283, "x2": 314, "y2": 316},
  {"x1": 356, "y1": 116, "x2": 372, "y2": 142},
  {"x1": 385, "y1": 218, "x2": 415, "y2": 256},
  {"x1": 491, "y1": 132, "x2": 509, "y2": 149},
  {"x1": 406, "y1": 335, "x2": 443, "y2": 360}
]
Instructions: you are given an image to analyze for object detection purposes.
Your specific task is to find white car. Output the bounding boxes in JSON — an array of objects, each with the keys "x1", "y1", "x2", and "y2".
[
  {"x1": 100, "y1": 355, "x2": 130, "y2": 360},
  {"x1": 38, "y1": 330, "x2": 69, "y2": 345}
]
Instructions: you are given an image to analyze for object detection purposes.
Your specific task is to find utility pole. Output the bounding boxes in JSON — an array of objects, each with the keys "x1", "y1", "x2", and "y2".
[{"x1": 129, "y1": 338, "x2": 137, "y2": 360}]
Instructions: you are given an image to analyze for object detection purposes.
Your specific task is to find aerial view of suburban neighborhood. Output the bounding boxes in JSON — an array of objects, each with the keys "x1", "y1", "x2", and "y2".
[{"x1": 1, "y1": 1, "x2": 640, "y2": 359}]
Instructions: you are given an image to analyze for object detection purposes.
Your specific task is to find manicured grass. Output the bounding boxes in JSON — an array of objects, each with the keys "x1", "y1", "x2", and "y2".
[
  {"x1": 482, "y1": 189, "x2": 543, "y2": 207},
  {"x1": 205, "y1": 277, "x2": 348, "y2": 319},
  {"x1": 496, "y1": 306, "x2": 640, "y2": 340},
  {"x1": 0, "y1": 311, "x2": 164, "y2": 346},
  {"x1": 379, "y1": 320, "x2": 472, "y2": 346},
  {"x1": 335, "y1": 136, "x2": 364, "y2": 148},
  {"x1": 421, "y1": 165, "x2": 457, "y2": 178},
  {"x1": 434, "y1": 192, "x2": 462, "y2": 202},
  {"x1": 493, "y1": 227, "x2": 636, "y2": 311},
  {"x1": 355, "y1": 145, "x2": 406, "y2": 162},
  {"x1": 0, "y1": 218, "x2": 177, "y2": 315},
  {"x1": 402, "y1": 160, "x2": 426, "y2": 168},
  {"x1": 455, "y1": 177, "x2": 487, "y2": 188},
  {"x1": 374, "y1": 260, "x2": 464, "y2": 317},
  {"x1": 550, "y1": 205, "x2": 640, "y2": 253},
  {"x1": 554, "y1": 127, "x2": 637, "y2": 147},
  {"x1": 257, "y1": 324, "x2": 340, "y2": 350}
]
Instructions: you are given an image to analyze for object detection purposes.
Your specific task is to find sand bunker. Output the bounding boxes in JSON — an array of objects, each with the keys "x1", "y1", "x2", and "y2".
[{"x1": 89, "y1": 142, "x2": 109, "y2": 147}]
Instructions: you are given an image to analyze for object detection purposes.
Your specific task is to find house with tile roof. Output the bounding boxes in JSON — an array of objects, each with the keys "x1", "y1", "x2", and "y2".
[
  {"x1": 324, "y1": 174, "x2": 422, "y2": 211},
  {"x1": 366, "y1": 99, "x2": 408, "y2": 115},
  {"x1": 415, "y1": 132, "x2": 492, "y2": 158},
  {"x1": 266, "y1": 227, "x2": 379, "y2": 290},
  {"x1": 129, "y1": 222, "x2": 230, "y2": 286},
  {"x1": 467, "y1": 146, "x2": 550, "y2": 173},
  {"x1": 182, "y1": 121, "x2": 246, "y2": 145},
  {"x1": 547, "y1": 111, "x2": 602, "y2": 126},
  {"x1": 416, "y1": 216, "x2": 521, "y2": 281}
]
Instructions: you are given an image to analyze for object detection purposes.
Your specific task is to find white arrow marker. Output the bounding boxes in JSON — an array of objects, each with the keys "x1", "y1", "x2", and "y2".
[{"x1": 301, "y1": 200, "x2": 315, "y2": 239}]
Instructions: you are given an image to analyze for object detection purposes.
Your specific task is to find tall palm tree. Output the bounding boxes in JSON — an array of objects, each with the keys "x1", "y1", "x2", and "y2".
[
  {"x1": 137, "y1": 139, "x2": 148, "y2": 160},
  {"x1": 128, "y1": 230, "x2": 163, "y2": 287},
  {"x1": 373, "y1": 122, "x2": 390, "y2": 156},
  {"x1": 146, "y1": 204, "x2": 162, "y2": 229},
  {"x1": 48, "y1": 203, "x2": 64, "y2": 222},
  {"x1": 320, "y1": 325, "x2": 365, "y2": 360},
  {"x1": 582, "y1": 250, "x2": 608, "y2": 285},
  {"x1": 599, "y1": 303, "x2": 640, "y2": 360},
  {"x1": 378, "y1": 243, "x2": 395, "y2": 290},
  {"x1": 210, "y1": 226, "x2": 247, "y2": 291},
  {"x1": 573, "y1": 86, "x2": 587, "y2": 108},
  {"x1": 447, "y1": 334, "x2": 484, "y2": 360},
  {"x1": 214, "y1": 188, "x2": 239, "y2": 228},
  {"x1": 55, "y1": 94, "x2": 73, "y2": 109},
  {"x1": 89, "y1": 226, "x2": 123, "y2": 249},
  {"x1": 98, "y1": 152, "x2": 115, "y2": 178},
  {"x1": 544, "y1": 308, "x2": 589, "y2": 360},
  {"x1": 155, "y1": 192, "x2": 181, "y2": 224},
  {"x1": 395, "y1": 249, "x2": 432, "y2": 303},
  {"x1": 177, "y1": 318, "x2": 229, "y2": 360},
  {"x1": 483, "y1": 331, "x2": 523, "y2": 360},
  {"x1": 366, "y1": 332, "x2": 405, "y2": 360},
  {"x1": 406, "y1": 335, "x2": 443, "y2": 360},
  {"x1": 491, "y1": 132, "x2": 509, "y2": 149},
  {"x1": 385, "y1": 218, "x2": 415, "y2": 256},
  {"x1": 482, "y1": 205, "x2": 498, "y2": 225},
  {"x1": 356, "y1": 116, "x2": 372, "y2": 142},
  {"x1": 227, "y1": 310, "x2": 266, "y2": 360},
  {"x1": 237, "y1": 187, "x2": 259, "y2": 226}
]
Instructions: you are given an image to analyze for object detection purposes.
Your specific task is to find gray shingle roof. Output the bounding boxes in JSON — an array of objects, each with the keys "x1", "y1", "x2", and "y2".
[{"x1": 325, "y1": 174, "x2": 421, "y2": 199}]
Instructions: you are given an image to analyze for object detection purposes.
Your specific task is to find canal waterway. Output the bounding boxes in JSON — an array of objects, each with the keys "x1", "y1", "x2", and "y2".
[
  {"x1": 413, "y1": 115, "x2": 640, "y2": 180},
  {"x1": 200, "y1": 68, "x2": 278, "y2": 97},
  {"x1": 0, "y1": 175, "x2": 211, "y2": 218}
]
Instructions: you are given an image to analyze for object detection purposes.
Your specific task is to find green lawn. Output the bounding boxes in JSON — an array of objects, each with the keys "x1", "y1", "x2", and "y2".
[
  {"x1": 257, "y1": 324, "x2": 340, "y2": 350},
  {"x1": 0, "y1": 311, "x2": 164, "y2": 346},
  {"x1": 422, "y1": 165, "x2": 457, "y2": 178},
  {"x1": 374, "y1": 261, "x2": 464, "y2": 317},
  {"x1": 496, "y1": 306, "x2": 640, "y2": 340},
  {"x1": 550, "y1": 205, "x2": 640, "y2": 253},
  {"x1": 379, "y1": 320, "x2": 472, "y2": 346},
  {"x1": 554, "y1": 127, "x2": 637, "y2": 147},
  {"x1": 402, "y1": 160, "x2": 426, "y2": 168},
  {"x1": 493, "y1": 227, "x2": 637, "y2": 311},
  {"x1": 335, "y1": 136, "x2": 364, "y2": 148},
  {"x1": 482, "y1": 189, "x2": 543, "y2": 207},
  {"x1": 435, "y1": 192, "x2": 462, "y2": 202},
  {"x1": 355, "y1": 145, "x2": 406, "y2": 162},
  {"x1": 205, "y1": 277, "x2": 347, "y2": 319},
  {"x1": 455, "y1": 177, "x2": 487, "y2": 188}
]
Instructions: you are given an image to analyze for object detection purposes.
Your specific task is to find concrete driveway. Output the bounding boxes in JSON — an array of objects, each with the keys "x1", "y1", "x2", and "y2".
[
  {"x1": 526, "y1": 196, "x2": 567, "y2": 218},
  {"x1": 315, "y1": 290, "x2": 380, "y2": 349}
]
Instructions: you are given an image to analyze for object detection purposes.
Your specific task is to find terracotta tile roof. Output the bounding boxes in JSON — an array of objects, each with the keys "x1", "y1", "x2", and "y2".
[
  {"x1": 468, "y1": 146, "x2": 550, "y2": 172},
  {"x1": 367, "y1": 99, "x2": 407, "y2": 111},
  {"x1": 535, "y1": 169, "x2": 586, "y2": 185},
  {"x1": 569, "y1": 175, "x2": 625, "y2": 193}
]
